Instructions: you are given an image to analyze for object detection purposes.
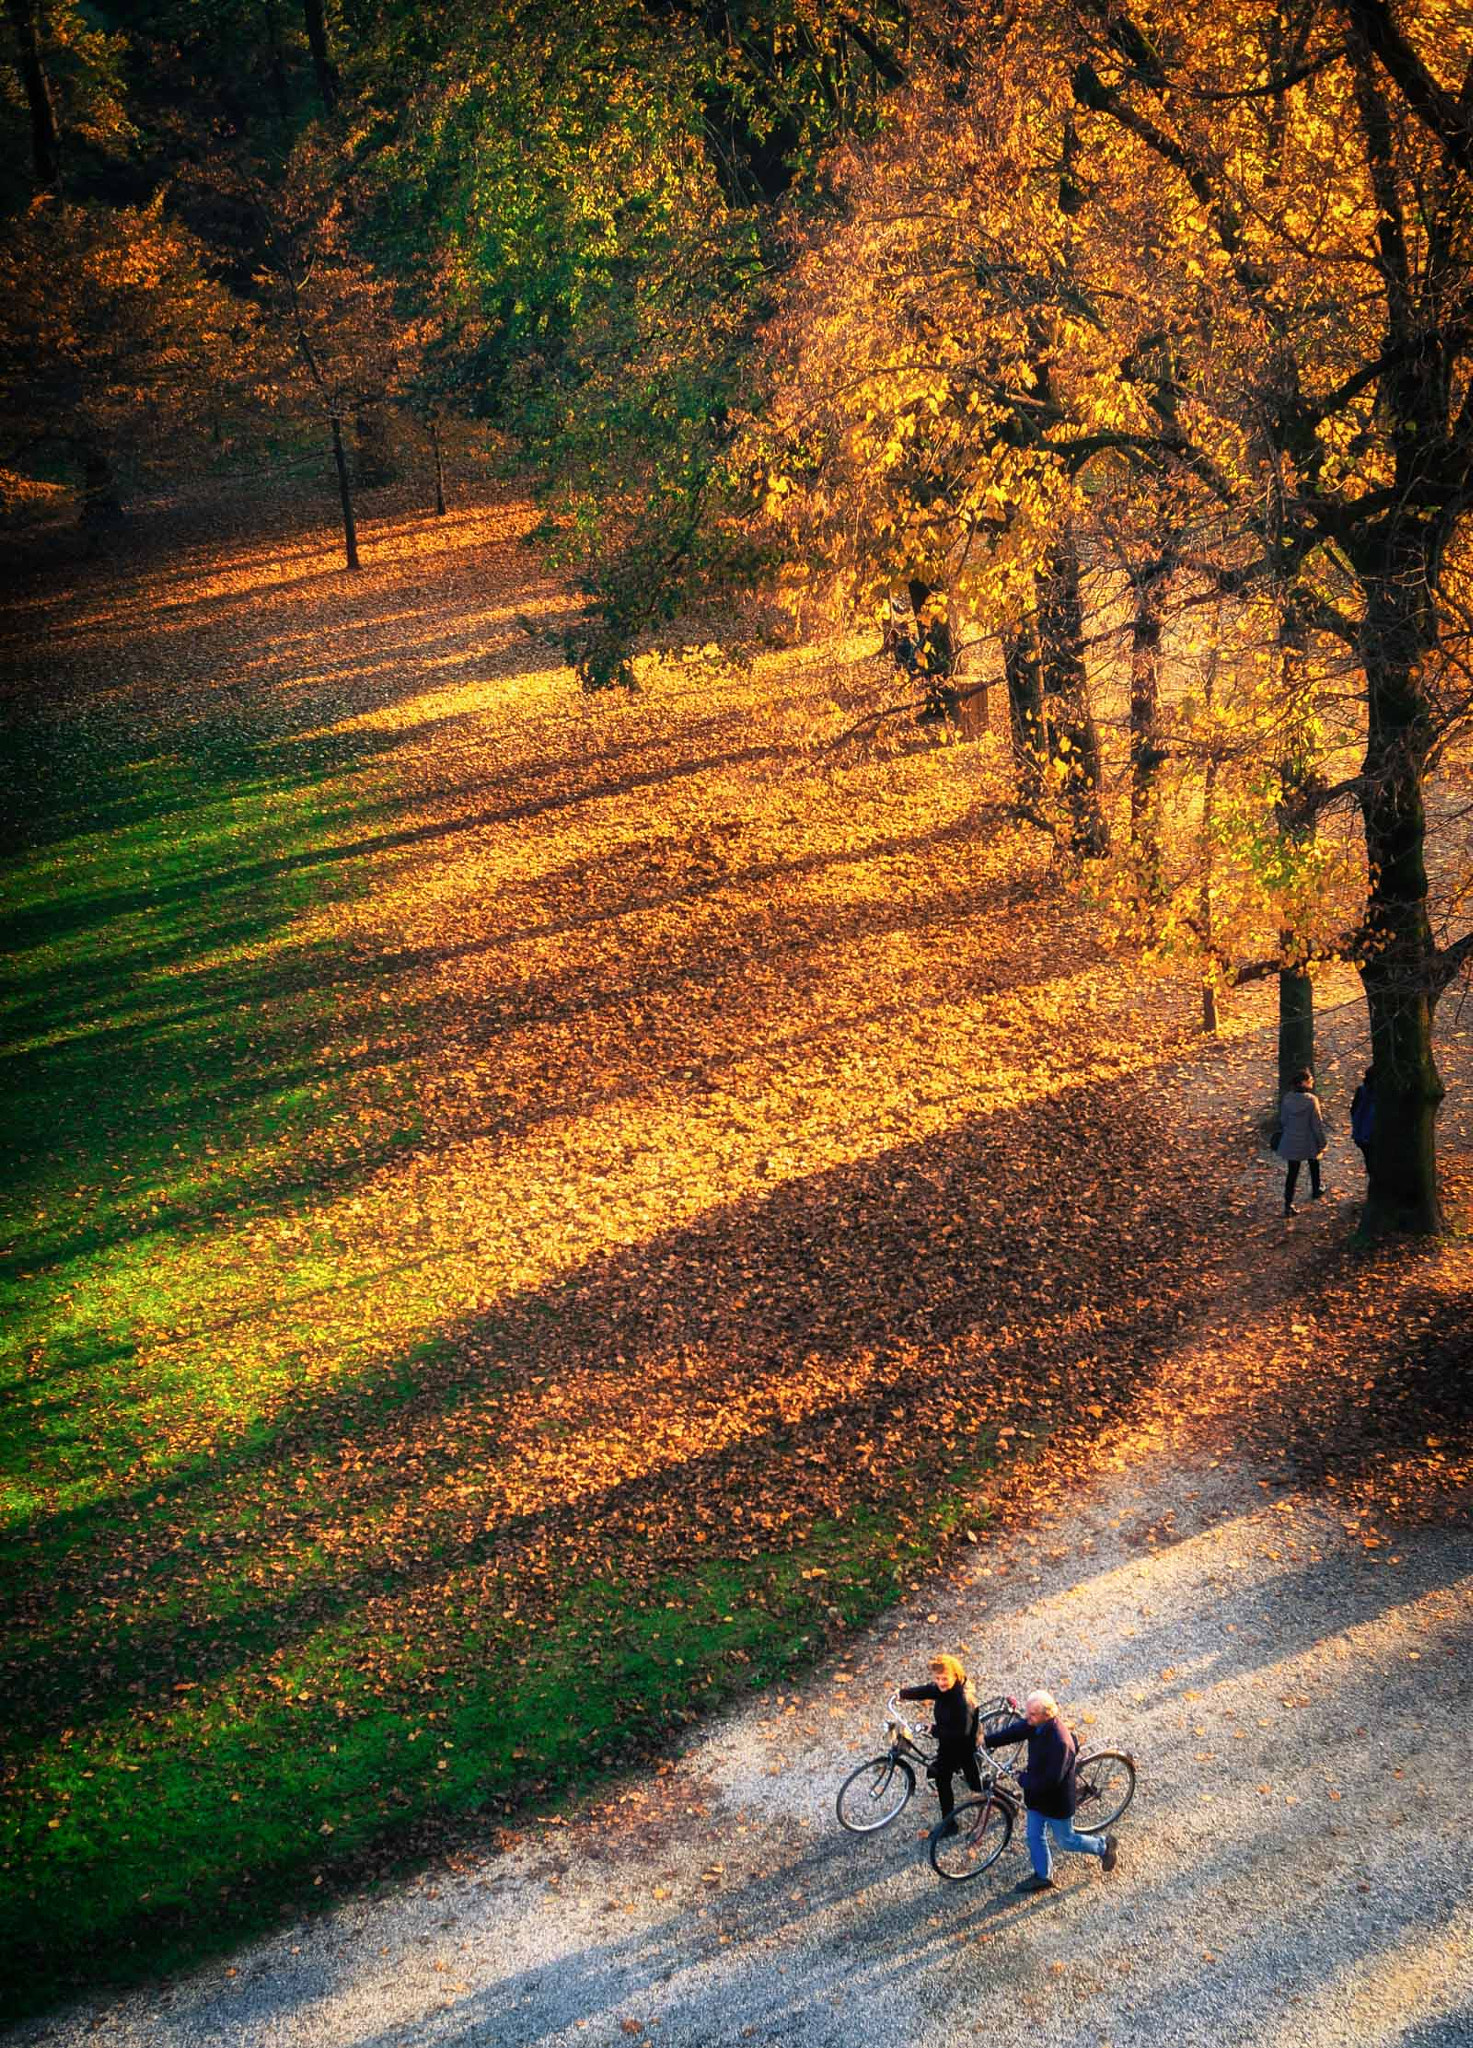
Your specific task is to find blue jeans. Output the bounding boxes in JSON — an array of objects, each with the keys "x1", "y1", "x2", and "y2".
[{"x1": 1026, "y1": 1807, "x2": 1106, "y2": 1878}]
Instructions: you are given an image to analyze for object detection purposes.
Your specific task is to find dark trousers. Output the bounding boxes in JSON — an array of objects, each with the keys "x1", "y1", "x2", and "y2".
[
  {"x1": 1284, "y1": 1156, "x2": 1322, "y2": 1206},
  {"x1": 931, "y1": 1742, "x2": 982, "y2": 1818}
]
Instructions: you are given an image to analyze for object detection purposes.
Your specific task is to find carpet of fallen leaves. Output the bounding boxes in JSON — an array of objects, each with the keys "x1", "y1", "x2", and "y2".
[{"x1": 2, "y1": 477, "x2": 1470, "y2": 2004}]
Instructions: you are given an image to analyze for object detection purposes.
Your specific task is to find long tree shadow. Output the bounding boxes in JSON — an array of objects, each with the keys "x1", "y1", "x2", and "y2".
[
  {"x1": 1, "y1": 735, "x2": 792, "y2": 960},
  {"x1": 8, "y1": 1064, "x2": 1467, "y2": 2011},
  {"x1": 0, "y1": 600, "x2": 579, "y2": 865},
  {"x1": 0, "y1": 1058, "x2": 1292, "y2": 1739},
  {"x1": 0, "y1": 819, "x2": 1037, "y2": 1289}
]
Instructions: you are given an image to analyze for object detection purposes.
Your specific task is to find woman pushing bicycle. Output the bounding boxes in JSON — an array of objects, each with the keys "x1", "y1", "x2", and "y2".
[
  {"x1": 983, "y1": 1689, "x2": 1120, "y2": 1892},
  {"x1": 897, "y1": 1653, "x2": 983, "y2": 1829}
]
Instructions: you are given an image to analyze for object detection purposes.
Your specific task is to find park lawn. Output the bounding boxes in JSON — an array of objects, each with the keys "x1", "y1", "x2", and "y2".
[
  {"x1": 0, "y1": 492, "x2": 1229, "y2": 2019},
  {"x1": 0, "y1": 708, "x2": 910, "y2": 2007}
]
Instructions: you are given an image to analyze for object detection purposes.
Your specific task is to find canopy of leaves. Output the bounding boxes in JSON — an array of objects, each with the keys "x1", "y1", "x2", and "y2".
[{"x1": 0, "y1": 195, "x2": 245, "y2": 471}]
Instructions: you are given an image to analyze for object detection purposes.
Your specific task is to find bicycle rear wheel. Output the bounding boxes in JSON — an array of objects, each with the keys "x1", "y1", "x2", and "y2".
[
  {"x1": 1074, "y1": 1750, "x2": 1136, "y2": 1833},
  {"x1": 836, "y1": 1754, "x2": 915, "y2": 1833},
  {"x1": 929, "y1": 1793, "x2": 1013, "y2": 1881}
]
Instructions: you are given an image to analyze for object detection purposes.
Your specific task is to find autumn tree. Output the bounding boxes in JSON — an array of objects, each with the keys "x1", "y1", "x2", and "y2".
[
  {"x1": 3, "y1": 0, "x2": 60, "y2": 191},
  {"x1": 739, "y1": 37, "x2": 1135, "y2": 852},
  {"x1": 303, "y1": 0, "x2": 341, "y2": 113},
  {"x1": 247, "y1": 161, "x2": 412, "y2": 570},
  {"x1": 1063, "y1": 0, "x2": 1473, "y2": 1229},
  {"x1": 0, "y1": 196, "x2": 244, "y2": 532},
  {"x1": 747, "y1": 1, "x2": 1471, "y2": 1229},
  {"x1": 0, "y1": 0, "x2": 131, "y2": 206}
]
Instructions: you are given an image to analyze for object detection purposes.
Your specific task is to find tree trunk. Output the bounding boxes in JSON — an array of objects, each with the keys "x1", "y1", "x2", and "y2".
[
  {"x1": 1037, "y1": 532, "x2": 1109, "y2": 856},
  {"x1": 1277, "y1": 969, "x2": 1314, "y2": 1096},
  {"x1": 261, "y1": 0, "x2": 292, "y2": 119},
  {"x1": 430, "y1": 418, "x2": 446, "y2": 516},
  {"x1": 1357, "y1": 588, "x2": 1445, "y2": 1232},
  {"x1": 79, "y1": 449, "x2": 123, "y2": 543},
  {"x1": 1199, "y1": 610, "x2": 1222, "y2": 1032},
  {"x1": 3, "y1": 0, "x2": 61, "y2": 191},
  {"x1": 904, "y1": 577, "x2": 959, "y2": 725},
  {"x1": 1361, "y1": 960, "x2": 1443, "y2": 1231},
  {"x1": 1003, "y1": 618, "x2": 1047, "y2": 807},
  {"x1": 1200, "y1": 766, "x2": 1220, "y2": 1034},
  {"x1": 1274, "y1": 605, "x2": 1318, "y2": 1096},
  {"x1": 329, "y1": 414, "x2": 360, "y2": 570},
  {"x1": 302, "y1": 0, "x2": 340, "y2": 111},
  {"x1": 1128, "y1": 563, "x2": 1166, "y2": 892},
  {"x1": 1003, "y1": 546, "x2": 1107, "y2": 854}
]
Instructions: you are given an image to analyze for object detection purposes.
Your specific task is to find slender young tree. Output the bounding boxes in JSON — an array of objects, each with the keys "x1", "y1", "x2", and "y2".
[{"x1": 247, "y1": 138, "x2": 418, "y2": 570}]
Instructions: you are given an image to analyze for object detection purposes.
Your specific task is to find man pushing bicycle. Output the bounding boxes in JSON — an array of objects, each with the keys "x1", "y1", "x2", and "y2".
[{"x1": 984, "y1": 1689, "x2": 1120, "y2": 1893}]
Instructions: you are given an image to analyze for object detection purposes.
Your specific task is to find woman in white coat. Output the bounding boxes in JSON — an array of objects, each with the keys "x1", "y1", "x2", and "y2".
[{"x1": 1277, "y1": 1066, "x2": 1328, "y2": 1214}]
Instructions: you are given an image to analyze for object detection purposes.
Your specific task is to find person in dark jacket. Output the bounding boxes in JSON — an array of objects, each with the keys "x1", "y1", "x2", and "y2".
[
  {"x1": 983, "y1": 1689, "x2": 1119, "y2": 1893},
  {"x1": 1350, "y1": 1067, "x2": 1376, "y2": 1179},
  {"x1": 898, "y1": 1653, "x2": 982, "y2": 1828}
]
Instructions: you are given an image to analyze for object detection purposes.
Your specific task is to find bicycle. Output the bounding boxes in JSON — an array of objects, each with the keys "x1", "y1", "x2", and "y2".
[
  {"x1": 835, "y1": 1691, "x2": 1024, "y2": 1834},
  {"x1": 928, "y1": 1744, "x2": 1137, "y2": 1882}
]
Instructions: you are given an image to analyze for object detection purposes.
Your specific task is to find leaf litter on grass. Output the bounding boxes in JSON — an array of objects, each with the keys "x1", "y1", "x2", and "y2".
[{"x1": 1, "y1": 479, "x2": 1469, "y2": 2016}]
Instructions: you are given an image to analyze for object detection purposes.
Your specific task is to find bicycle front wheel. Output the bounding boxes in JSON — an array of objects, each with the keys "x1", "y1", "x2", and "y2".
[
  {"x1": 929, "y1": 1793, "x2": 1013, "y2": 1881},
  {"x1": 836, "y1": 1754, "x2": 915, "y2": 1833},
  {"x1": 1074, "y1": 1750, "x2": 1136, "y2": 1833}
]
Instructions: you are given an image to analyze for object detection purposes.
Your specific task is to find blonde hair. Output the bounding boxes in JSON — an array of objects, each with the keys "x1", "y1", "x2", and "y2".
[
  {"x1": 1025, "y1": 1689, "x2": 1058, "y2": 1718},
  {"x1": 930, "y1": 1652, "x2": 978, "y2": 1709}
]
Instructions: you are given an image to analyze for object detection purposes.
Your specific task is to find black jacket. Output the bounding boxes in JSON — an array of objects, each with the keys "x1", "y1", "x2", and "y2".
[
  {"x1": 983, "y1": 1714, "x2": 1078, "y2": 1818},
  {"x1": 898, "y1": 1682, "x2": 979, "y2": 1754}
]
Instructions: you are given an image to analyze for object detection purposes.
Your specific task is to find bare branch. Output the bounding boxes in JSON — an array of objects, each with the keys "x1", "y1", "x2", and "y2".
[
  {"x1": 1343, "y1": 0, "x2": 1473, "y2": 178},
  {"x1": 1432, "y1": 927, "x2": 1473, "y2": 996}
]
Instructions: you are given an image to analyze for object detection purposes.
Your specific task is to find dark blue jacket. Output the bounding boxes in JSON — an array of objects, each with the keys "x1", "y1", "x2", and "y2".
[
  {"x1": 1351, "y1": 1083, "x2": 1375, "y2": 1149},
  {"x1": 983, "y1": 1714, "x2": 1078, "y2": 1818}
]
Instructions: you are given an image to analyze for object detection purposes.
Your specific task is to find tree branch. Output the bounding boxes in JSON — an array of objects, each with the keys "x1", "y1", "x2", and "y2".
[
  {"x1": 1432, "y1": 927, "x2": 1473, "y2": 996},
  {"x1": 1173, "y1": 47, "x2": 1344, "y2": 101},
  {"x1": 1229, "y1": 957, "x2": 1283, "y2": 987},
  {"x1": 824, "y1": 672, "x2": 993, "y2": 750},
  {"x1": 1287, "y1": 771, "x2": 1367, "y2": 822},
  {"x1": 1343, "y1": 0, "x2": 1473, "y2": 177},
  {"x1": 837, "y1": 12, "x2": 908, "y2": 86}
]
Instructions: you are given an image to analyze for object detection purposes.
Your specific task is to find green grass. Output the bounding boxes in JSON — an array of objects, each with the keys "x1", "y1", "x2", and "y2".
[
  {"x1": 1, "y1": 704, "x2": 421, "y2": 2010},
  {"x1": 3, "y1": 748, "x2": 373, "y2": 1506},
  {"x1": 5, "y1": 1474, "x2": 982, "y2": 2019},
  {"x1": 0, "y1": 699, "x2": 1001, "y2": 2023}
]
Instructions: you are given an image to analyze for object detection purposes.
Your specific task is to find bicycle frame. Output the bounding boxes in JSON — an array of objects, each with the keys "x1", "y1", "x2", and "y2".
[{"x1": 882, "y1": 1691, "x2": 938, "y2": 1771}]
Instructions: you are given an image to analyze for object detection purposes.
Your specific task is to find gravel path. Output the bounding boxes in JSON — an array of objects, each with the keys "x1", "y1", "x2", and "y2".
[{"x1": 13, "y1": 1433, "x2": 1471, "y2": 2048}]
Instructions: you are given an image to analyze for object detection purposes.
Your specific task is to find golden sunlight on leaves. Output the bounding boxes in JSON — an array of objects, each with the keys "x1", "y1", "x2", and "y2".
[{"x1": 3, "y1": 487, "x2": 1217, "y2": 1676}]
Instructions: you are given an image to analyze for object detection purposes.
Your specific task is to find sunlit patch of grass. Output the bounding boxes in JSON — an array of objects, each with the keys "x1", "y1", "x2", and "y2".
[{"x1": 0, "y1": 734, "x2": 407, "y2": 1515}]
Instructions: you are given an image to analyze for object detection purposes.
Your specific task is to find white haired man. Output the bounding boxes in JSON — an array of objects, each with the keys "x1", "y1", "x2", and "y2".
[{"x1": 982, "y1": 1689, "x2": 1119, "y2": 1894}]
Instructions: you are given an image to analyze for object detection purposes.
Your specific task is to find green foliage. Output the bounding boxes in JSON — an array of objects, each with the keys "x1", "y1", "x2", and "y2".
[
  {"x1": 0, "y1": 0, "x2": 132, "y2": 208},
  {"x1": 344, "y1": 0, "x2": 909, "y2": 676}
]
